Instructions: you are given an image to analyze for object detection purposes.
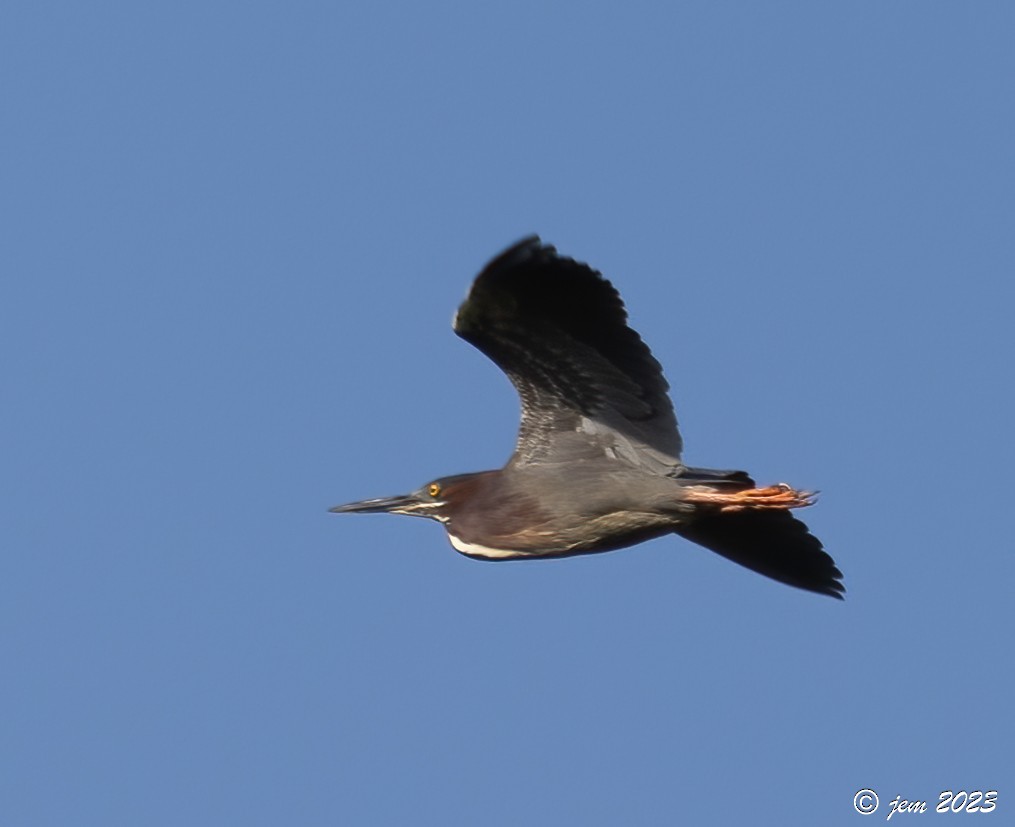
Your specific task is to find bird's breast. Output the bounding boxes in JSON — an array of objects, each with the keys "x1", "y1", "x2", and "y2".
[{"x1": 444, "y1": 509, "x2": 678, "y2": 560}]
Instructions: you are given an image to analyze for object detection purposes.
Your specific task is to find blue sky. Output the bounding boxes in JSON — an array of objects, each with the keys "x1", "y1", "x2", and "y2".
[{"x1": 3, "y1": 2, "x2": 1013, "y2": 825}]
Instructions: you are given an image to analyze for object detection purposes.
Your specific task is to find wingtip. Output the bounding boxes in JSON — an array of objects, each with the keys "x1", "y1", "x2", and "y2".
[
  {"x1": 488, "y1": 235, "x2": 548, "y2": 269},
  {"x1": 454, "y1": 235, "x2": 549, "y2": 334}
]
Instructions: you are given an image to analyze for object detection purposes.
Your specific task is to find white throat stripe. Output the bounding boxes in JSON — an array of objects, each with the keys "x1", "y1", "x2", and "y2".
[{"x1": 447, "y1": 532, "x2": 525, "y2": 560}]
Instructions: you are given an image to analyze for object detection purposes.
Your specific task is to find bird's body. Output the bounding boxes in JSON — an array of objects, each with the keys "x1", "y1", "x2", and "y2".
[
  {"x1": 332, "y1": 237, "x2": 844, "y2": 598},
  {"x1": 424, "y1": 467, "x2": 695, "y2": 559}
]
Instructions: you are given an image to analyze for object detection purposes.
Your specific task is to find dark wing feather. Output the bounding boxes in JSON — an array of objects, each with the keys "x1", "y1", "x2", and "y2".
[
  {"x1": 676, "y1": 510, "x2": 845, "y2": 599},
  {"x1": 453, "y1": 237, "x2": 682, "y2": 469}
]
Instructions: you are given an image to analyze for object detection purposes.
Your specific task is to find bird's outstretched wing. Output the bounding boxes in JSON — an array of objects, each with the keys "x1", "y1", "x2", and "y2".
[
  {"x1": 453, "y1": 236, "x2": 683, "y2": 471},
  {"x1": 676, "y1": 509, "x2": 845, "y2": 598}
]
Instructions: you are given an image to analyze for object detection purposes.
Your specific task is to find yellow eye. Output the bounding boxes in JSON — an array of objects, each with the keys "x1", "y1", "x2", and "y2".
[{"x1": 427, "y1": 483, "x2": 441, "y2": 498}]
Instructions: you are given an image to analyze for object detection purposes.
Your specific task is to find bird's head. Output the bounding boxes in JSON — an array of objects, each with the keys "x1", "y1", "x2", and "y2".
[{"x1": 329, "y1": 473, "x2": 486, "y2": 523}]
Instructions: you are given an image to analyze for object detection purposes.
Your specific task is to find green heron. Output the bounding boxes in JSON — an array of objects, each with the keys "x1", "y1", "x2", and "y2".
[{"x1": 332, "y1": 237, "x2": 844, "y2": 598}]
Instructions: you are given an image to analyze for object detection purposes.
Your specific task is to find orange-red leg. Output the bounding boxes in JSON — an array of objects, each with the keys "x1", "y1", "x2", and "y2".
[{"x1": 683, "y1": 483, "x2": 816, "y2": 513}]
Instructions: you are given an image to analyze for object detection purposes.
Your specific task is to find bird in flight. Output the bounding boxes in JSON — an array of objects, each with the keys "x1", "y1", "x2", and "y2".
[{"x1": 332, "y1": 237, "x2": 844, "y2": 598}]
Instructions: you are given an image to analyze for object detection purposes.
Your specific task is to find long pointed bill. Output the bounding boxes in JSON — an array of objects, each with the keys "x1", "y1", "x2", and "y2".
[{"x1": 328, "y1": 493, "x2": 423, "y2": 515}]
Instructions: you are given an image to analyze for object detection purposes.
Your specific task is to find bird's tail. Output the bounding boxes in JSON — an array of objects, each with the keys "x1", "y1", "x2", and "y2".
[
  {"x1": 677, "y1": 466, "x2": 753, "y2": 487},
  {"x1": 674, "y1": 509, "x2": 844, "y2": 598}
]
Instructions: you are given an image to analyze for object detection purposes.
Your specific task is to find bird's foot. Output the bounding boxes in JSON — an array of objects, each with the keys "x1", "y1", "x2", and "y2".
[{"x1": 684, "y1": 483, "x2": 817, "y2": 513}]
